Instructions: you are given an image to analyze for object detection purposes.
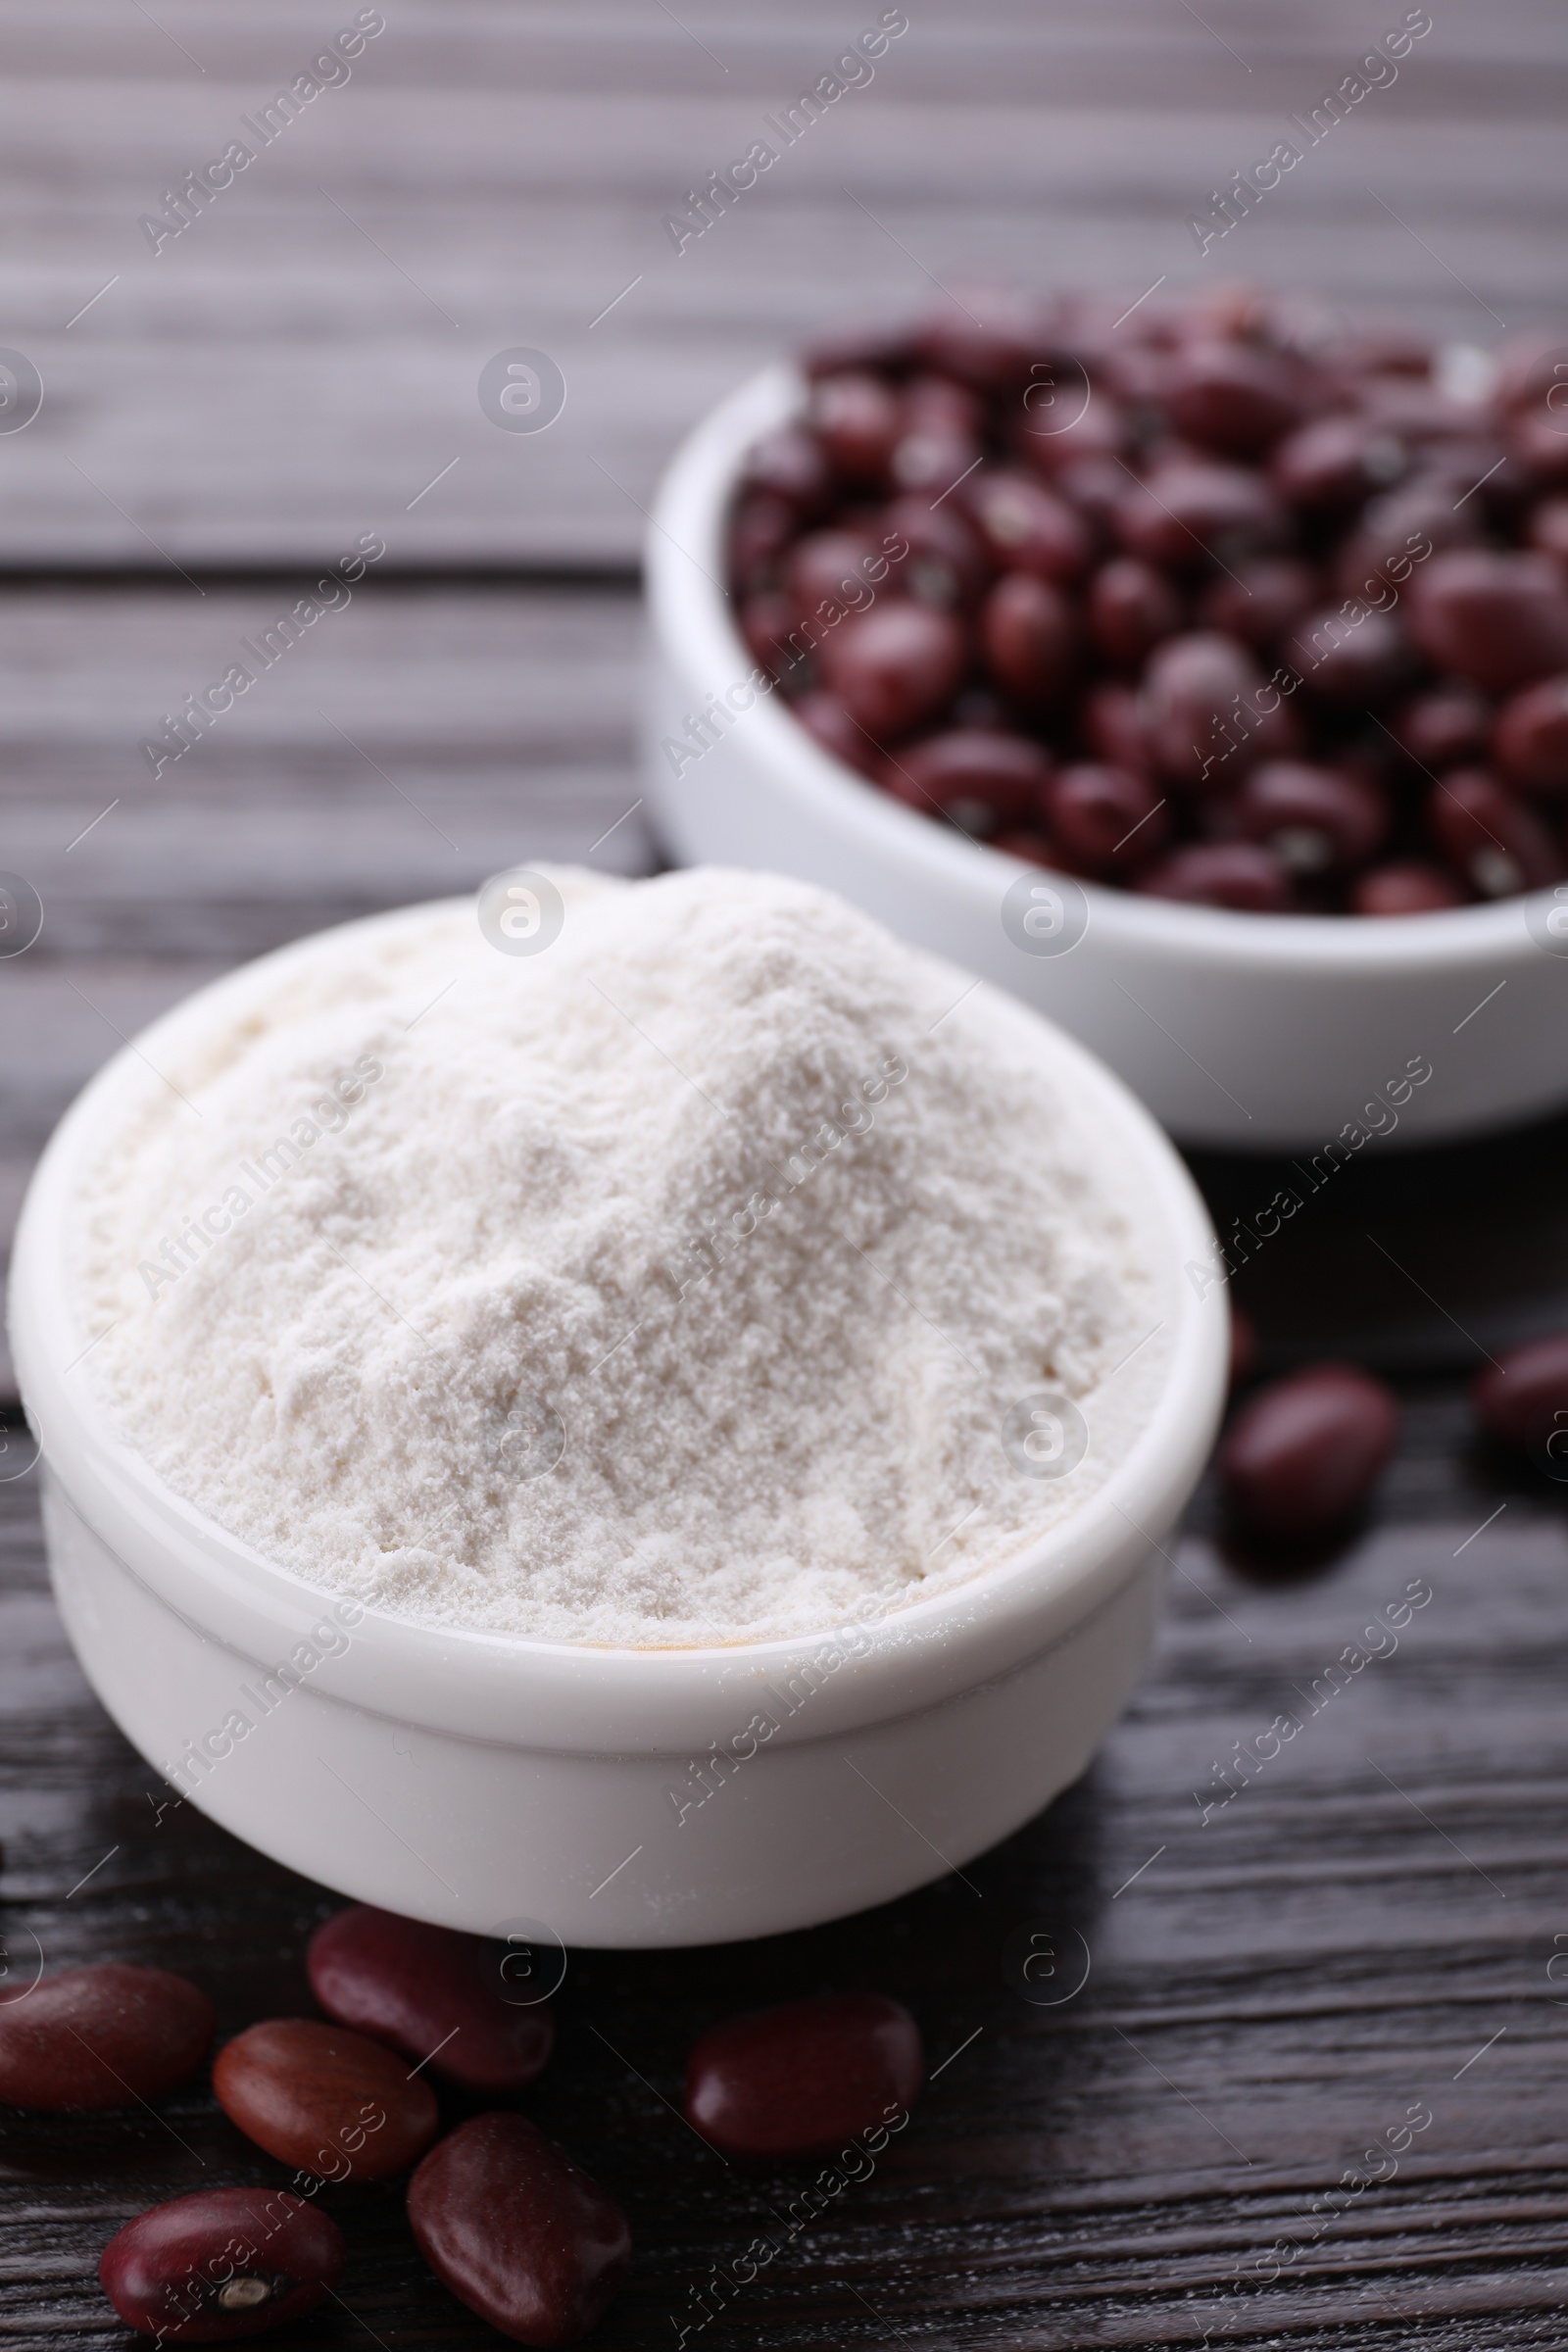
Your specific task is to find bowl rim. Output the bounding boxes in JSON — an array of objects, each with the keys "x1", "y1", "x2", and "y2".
[
  {"x1": 646, "y1": 358, "x2": 1558, "y2": 978},
  {"x1": 10, "y1": 895, "x2": 1227, "y2": 1752}
]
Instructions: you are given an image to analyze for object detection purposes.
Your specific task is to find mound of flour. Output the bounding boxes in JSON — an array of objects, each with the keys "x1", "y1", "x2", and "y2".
[{"x1": 72, "y1": 868, "x2": 1164, "y2": 1645}]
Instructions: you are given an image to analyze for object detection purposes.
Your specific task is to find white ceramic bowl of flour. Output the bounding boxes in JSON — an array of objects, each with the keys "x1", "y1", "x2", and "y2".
[{"x1": 11, "y1": 874, "x2": 1226, "y2": 1947}]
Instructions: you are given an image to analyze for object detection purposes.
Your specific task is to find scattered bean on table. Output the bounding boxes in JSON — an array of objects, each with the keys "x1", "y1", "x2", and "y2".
[
  {"x1": 212, "y1": 2017, "x2": 437, "y2": 2181},
  {"x1": 99, "y1": 2186, "x2": 344, "y2": 2342},
  {"x1": 307, "y1": 1904, "x2": 554, "y2": 2093},
  {"x1": 0, "y1": 1963, "x2": 213, "y2": 2112},
  {"x1": 684, "y1": 1990, "x2": 923, "y2": 2162},
  {"x1": 407, "y1": 2113, "x2": 631, "y2": 2348},
  {"x1": 1472, "y1": 1331, "x2": 1568, "y2": 1456},
  {"x1": 1218, "y1": 1362, "x2": 1400, "y2": 1538}
]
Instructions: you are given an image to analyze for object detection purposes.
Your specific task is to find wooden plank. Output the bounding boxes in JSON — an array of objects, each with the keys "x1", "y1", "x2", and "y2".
[
  {"x1": 1, "y1": 2, "x2": 1566, "y2": 567},
  {"x1": 0, "y1": 580, "x2": 649, "y2": 957}
]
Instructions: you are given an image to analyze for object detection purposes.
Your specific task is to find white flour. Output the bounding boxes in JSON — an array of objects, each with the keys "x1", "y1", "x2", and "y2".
[{"x1": 72, "y1": 869, "x2": 1165, "y2": 1645}]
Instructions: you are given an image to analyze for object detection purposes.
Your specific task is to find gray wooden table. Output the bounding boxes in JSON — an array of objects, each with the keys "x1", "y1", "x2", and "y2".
[{"x1": 5, "y1": 6, "x2": 1568, "y2": 2344}]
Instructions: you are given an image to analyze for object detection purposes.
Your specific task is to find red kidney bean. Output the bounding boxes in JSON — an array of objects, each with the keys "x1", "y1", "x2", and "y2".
[
  {"x1": 685, "y1": 1991, "x2": 923, "y2": 2162},
  {"x1": 889, "y1": 375, "x2": 983, "y2": 495},
  {"x1": 1015, "y1": 394, "x2": 1128, "y2": 478},
  {"x1": 1228, "y1": 760, "x2": 1389, "y2": 875},
  {"x1": 1409, "y1": 550, "x2": 1568, "y2": 694},
  {"x1": 1143, "y1": 629, "x2": 1253, "y2": 779},
  {"x1": 99, "y1": 2188, "x2": 345, "y2": 2343},
  {"x1": 213, "y1": 2018, "x2": 438, "y2": 2181},
  {"x1": 1165, "y1": 340, "x2": 1302, "y2": 458},
  {"x1": 1089, "y1": 558, "x2": 1182, "y2": 667},
  {"x1": 1080, "y1": 680, "x2": 1155, "y2": 775},
  {"x1": 1098, "y1": 340, "x2": 1172, "y2": 410},
  {"x1": 1420, "y1": 432, "x2": 1524, "y2": 496},
  {"x1": 1426, "y1": 768, "x2": 1561, "y2": 897},
  {"x1": 794, "y1": 691, "x2": 882, "y2": 775},
  {"x1": 1392, "y1": 684, "x2": 1493, "y2": 770},
  {"x1": 1494, "y1": 333, "x2": 1568, "y2": 479},
  {"x1": 737, "y1": 592, "x2": 797, "y2": 676},
  {"x1": 967, "y1": 470, "x2": 1092, "y2": 585},
  {"x1": 408, "y1": 2115, "x2": 630, "y2": 2349},
  {"x1": 1411, "y1": 423, "x2": 1514, "y2": 481},
  {"x1": 896, "y1": 376, "x2": 982, "y2": 441},
  {"x1": 742, "y1": 426, "x2": 832, "y2": 516},
  {"x1": 882, "y1": 728, "x2": 1050, "y2": 833},
  {"x1": 818, "y1": 603, "x2": 968, "y2": 738},
  {"x1": 1135, "y1": 840, "x2": 1294, "y2": 911},
  {"x1": 1472, "y1": 1332, "x2": 1568, "y2": 1454},
  {"x1": 727, "y1": 492, "x2": 797, "y2": 594},
  {"x1": 979, "y1": 571, "x2": 1077, "y2": 708},
  {"x1": 1356, "y1": 377, "x2": 1483, "y2": 445},
  {"x1": 809, "y1": 370, "x2": 902, "y2": 486},
  {"x1": 1219, "y1": 1363, "x2": 1399, "y2": 1538},
  {"x1": 1430, "y1": 441, "x2": 1533, "y2": 527},
  {"x1": 1271, "y1": 415, "x2": 1408, "y2": 512},
  {"x1": 1528, "y1": 496, "x2": 1568, "y2": 568},
  {"x1": 1439, "y1": 437, "x2": 1533, "y2": 514},
  {"x1": 1115, "y1": 458, "x2": 1288, "y2": 571},
  {"x1": 1492, "y1": 329, "x2": 1567, "y2": 416},
  {"x1": 1041, "y1": 763, "x2": 1167, "y2": 874},
  {"x1": 1493, "y1": 675, "x2": 1568, "y2": 797},
  {"x1": 781, "y1": 527, "x2": 887, "y2": 620},
  {"x1": 1144, "y1": 631, "x2": 1297, "y2": 786},
  {"x1": 1334, "y1": 474, "x2": 1480, "y2": 602},
  {"x1": 307, "y1": 1906, "x2": 554, "y2": 2096},
  {"x1": 1507, "y1": 409, "x2": 1568, "y2": 477},
  {"x1": 1051, "y1": 454, "x2": 1126, "y2": 531},
  {"x1": 882, "y1": 492, "x2": 992, "y2": 609},
  {"x1": 1287, "y1": 605, "x2": 1410, "y2": 706},
  {"x1": 0, "y1": 1964, "x2": 213, "y2": 2111},
  {"x1": 1350, "y1": 860, "x2": 1466, "y2": 916},
  {"x1": 1198, "y1": 559, "x2": 1320, "y2": 653}
]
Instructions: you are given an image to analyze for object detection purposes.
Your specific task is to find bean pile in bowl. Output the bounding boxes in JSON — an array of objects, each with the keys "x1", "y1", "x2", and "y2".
[{"x1": 725, "y1": 286, "x2": 1568, "y2": 915}]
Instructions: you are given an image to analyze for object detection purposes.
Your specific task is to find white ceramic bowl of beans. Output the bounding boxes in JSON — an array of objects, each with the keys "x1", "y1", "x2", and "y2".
[
  {"x1": 10, "y1": 901, "x2": 1227, "y2": 1950},
  {"x1": 641, "y1": 361, "x2": 1568, "y2": 1151}
]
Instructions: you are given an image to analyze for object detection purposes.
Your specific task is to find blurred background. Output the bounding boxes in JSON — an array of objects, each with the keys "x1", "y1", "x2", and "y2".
[{"x1": 4, "y1": 0, "x2": 1565, "y2": 1391}]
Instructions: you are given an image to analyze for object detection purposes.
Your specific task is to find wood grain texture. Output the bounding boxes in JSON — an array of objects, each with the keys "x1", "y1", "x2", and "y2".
[
  {"x1": 3, "y1": 0, "x2": 1568, "y2": 567},
  {"x1": 0, "y1": 580, "x2": 649, "y2": 961},
  {"x1": 2, "y1": 1411, "x2": 1567, "y2": 2347}
]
